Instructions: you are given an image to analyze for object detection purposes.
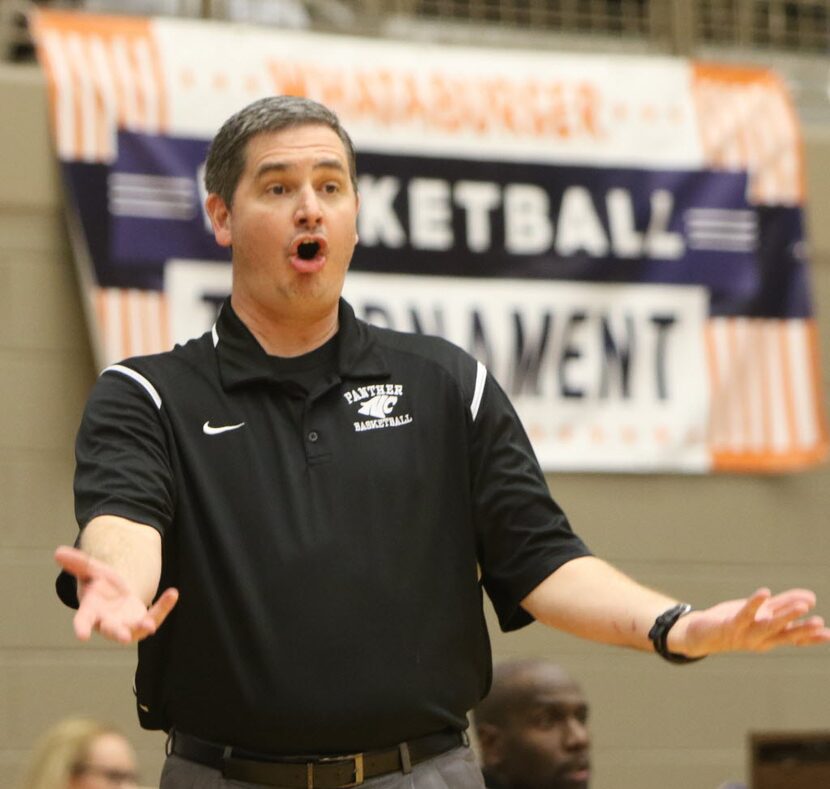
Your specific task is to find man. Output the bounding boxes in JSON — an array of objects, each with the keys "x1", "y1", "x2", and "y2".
[
  {"x1": 55, "y1": 95, "x2": 830, "y2": 789},
  {"x1": 474, "y1": 660, "x2": 591, "y2": 789}
]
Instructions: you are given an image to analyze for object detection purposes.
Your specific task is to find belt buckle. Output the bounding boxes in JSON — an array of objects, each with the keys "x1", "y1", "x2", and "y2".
[{"x1": 308, "y1": 753, "x2": 364, "y2": 789}]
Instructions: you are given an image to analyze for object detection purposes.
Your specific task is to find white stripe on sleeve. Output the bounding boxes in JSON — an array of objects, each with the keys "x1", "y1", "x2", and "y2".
[
  {"x1": 102, "y1": 364, "x2": 162, "y2": 410},
  {"x1": 470, "y1": 361, "x2": 487, "y2": 421}
]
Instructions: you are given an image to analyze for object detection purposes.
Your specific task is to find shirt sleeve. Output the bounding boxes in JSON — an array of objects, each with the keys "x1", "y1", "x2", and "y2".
[
  {"x1": 469, "y1": 368, "x2": 591, "y2": 632},
  {"x1": 57, "y1": 366, "x2": 176, "y2": 609},
  {"x1": 75, "y1": 366, "x2": 175, "y2": 533}
]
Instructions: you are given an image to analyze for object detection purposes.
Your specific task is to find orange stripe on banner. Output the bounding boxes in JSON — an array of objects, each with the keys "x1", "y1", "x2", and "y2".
[
  {"x1": 690, "y1": 63, "x2": 804, "y2": 204},
  {"x1": 722, "y1": 319, "x2": 741, "y2": 449},
  {"x1": 27, "y1": 9, "x2": 153, "y2": 40},
  {"x1": 95, "y1": 288, "x2": 107, "y2": 346},
  {"x1": 136, "y1": 290, "x2": 146, "y2": 355},
  {"x1": 110, "y1": 35, "x2": 137, "y2": 129},
  {"x1": 131, "y1": 289, "x2": 143, "y2": 355},
  {"x1": 693, "y1": 62, "x2": 778, "y2": 87},
  {"x1": 704, "y1": 323, "x2": 721, "y2": 447},
  {"x1": 709, "y1": 318, "x2": 827, "y2": 472},
  {"x1": 774, "y1": 85, "x2": 806, "y2": 205},
  {"x1": 29, "y1": 9, "x2": 157, "y2": 155},
  {"x1": 733, "y1": 90, "x2": 751, "y2": 171},
  {"x1": 103, "y1": 288, "x2": 122, "y2": 363},
  {"x1": 712, "y1": 445, "x2": 828, "y2": 473},
  {"x1": 89, "y1": 43, "x2": 109, "y2": 159},
  {"x1": 85, "y1": 36, "x2": 119, "y2": 159},
  {"x1": 705, "y1": 321, "x2": 733, "y2": 451},
  {"x1": 158, "y1": 293, "x2": 171, "y2": 350},
  {"x1": 63, "y1": 35, "x2": 86, "y2": 161},
  {"x1": 127, "y1": 38, "x2": 147, "y2": 128},
  {"x1": 758, "y1": 322, "x2": 773, "y2": 449},
  {"x1": 147, "y1": 35, "x2": 167, "y2": 133},
  {"x1": 142, "y1": 290, "x2": 161, "y2": 355},
  {"x1": 120, "y1": 290, "x2": 132, "y2": 358},
  {"x1": 806, "y1": 321, "x2": 830, "y2": 453},
  {"x1": 736, "y1": 319, "x2": 760, "y2": 451},
  {"x1": 776, "y1": 322, "x2": 799, "y2": 452},
  {"x1": 736, "y1": 320, "x2": 754, "y2": 445},
  {"x1": 97, "y1": 287, "x2": 120, "y2": 365}
]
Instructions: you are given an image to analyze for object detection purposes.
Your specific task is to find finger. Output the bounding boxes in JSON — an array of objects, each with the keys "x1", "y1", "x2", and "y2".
[
  {"x1": 73, "y1": 601, "x2": 100, "y2": 641},
  {"x1": 735, "y1": 588, "x2": 771, "y2": 626},
  {"x1": 115, "y1": 589, "x2": 179, "y2": 641},
  {"x1": 762, "y1": 589, "x2": 817, "y2": 616},
  {"x1": 55, "y1": 547, "x2": 131, "y2": 593},
  {"x1": 131, "y1": 589, "x2": 180, "y2": 642},
  {"x1": 55, "y1": 546, "x2": 96, "y2": 581},
  {"x1": 795, "y1": 627, "x2": 830, "y2": 646},
  {"x1": 737, "y1": 603, "x2": 811, "y2": 650},
  {"x1": 98, "y1": 618, "x2": 135, "y2": 645},
  {"x1": 785, "y1": 615, "x2": 826, "y2": 635},
  {"x1": 147, "y1": 588, "x2": 179, "y2": 629},
  {"x1": 130, "y1": 619, "x2": 159, "y2": 641},
  {"x1": 758, "y1": 617, "x2": 830, "y2": 649},
  {"x1": 757, "y1": 600, "x2": 811, "y2": 629}
]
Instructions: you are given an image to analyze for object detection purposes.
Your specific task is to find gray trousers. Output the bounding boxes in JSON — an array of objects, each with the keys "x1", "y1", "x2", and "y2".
[{"x1": 159, "y1": 746, "x2": 486, "y2": 789}]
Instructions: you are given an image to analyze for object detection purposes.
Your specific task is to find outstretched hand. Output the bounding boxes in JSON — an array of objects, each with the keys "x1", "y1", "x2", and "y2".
[
  {"x1": 55, "y1": 546, "x2": 179, "y2": 644},
  {"x1": 673, "y1": 588, "x2": 830, "y2": 658}
]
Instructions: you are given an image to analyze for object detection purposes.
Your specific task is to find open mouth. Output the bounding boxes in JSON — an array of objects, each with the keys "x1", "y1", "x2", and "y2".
[
  {"x1": 297, "y1": 240, "x2": 320, "y2": 260},
  {"x1": 290, "y1": 236, "x2": 327, "y2": 273}
]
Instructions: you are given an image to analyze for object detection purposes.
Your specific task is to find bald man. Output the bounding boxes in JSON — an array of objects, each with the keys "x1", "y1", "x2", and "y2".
[{"x1": 474, "y1": 660, "x2": 590, "y2": 789}]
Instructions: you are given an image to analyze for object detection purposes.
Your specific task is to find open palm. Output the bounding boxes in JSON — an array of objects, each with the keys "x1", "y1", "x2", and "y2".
[
  {"x1": 681, "y1": 588, "x2": 830, "y2": 657},
  {"x1": 55, "y1": 546, "x2": 178, "y2": 644}
]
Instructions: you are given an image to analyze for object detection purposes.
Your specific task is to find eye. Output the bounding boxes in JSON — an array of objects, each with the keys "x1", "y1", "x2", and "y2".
[
  {"x1": 269, "y1": 184, "x2": 286, "y2": 195},
  {"x1": 322, "y1": 182, "x2": 340, "y2": 194},
  {"x1": 533, "y1": 709, "x2": 563, "y2": 729}
]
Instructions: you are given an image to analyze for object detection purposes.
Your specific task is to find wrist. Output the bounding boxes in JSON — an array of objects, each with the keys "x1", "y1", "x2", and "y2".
[
  {"x1": 649, "y1": 603, "x2": 706, "y2": 664},
  {"x1": 666, "y1": 609, "x2": 702, "y2": 656}
]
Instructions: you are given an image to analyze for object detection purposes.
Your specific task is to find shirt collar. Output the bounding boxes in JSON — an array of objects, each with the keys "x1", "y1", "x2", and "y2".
[{"x1": 214, "y1": 297, "x2": 389, "y2": 390}]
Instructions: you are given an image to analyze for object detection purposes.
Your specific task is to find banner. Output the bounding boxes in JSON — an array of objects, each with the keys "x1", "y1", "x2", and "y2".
[{"x1": 30, "y1": 9, "x2": 828, "y2": 472}]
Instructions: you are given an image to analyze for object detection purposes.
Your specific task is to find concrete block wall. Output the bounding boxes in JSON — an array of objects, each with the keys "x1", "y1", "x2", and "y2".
[
  {"x1": 0, "y1": 63, "x2": 168, "y2": 789},
  {"x1": 1, "y1": 61, "x2": 828, "y2": 789}
]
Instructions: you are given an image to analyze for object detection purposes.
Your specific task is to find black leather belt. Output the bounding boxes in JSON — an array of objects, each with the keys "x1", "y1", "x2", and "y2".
[{"x1": 169, "y1": 729, "x2": 467, "y2": 788}]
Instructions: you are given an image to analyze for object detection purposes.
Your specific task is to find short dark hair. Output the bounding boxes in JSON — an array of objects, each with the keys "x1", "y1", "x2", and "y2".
[
  {"x1": 204, "y1": 95, "x2": 358, "y2": 207},
  {"x1": 474, "y1": 659, "x2": 581, "y2": 728}
]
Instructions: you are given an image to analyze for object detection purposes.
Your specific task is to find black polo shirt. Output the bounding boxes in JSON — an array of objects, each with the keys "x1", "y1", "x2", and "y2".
[{"x1": 64, "y1": 298, "x2": 590, "y2": 753}]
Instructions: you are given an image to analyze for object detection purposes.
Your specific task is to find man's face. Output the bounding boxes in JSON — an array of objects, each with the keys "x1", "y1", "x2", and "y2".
[
  {"x1": 487, "y1": 672, "x2": 591, "y2": 789},
  {"x1": 206, "y1": 123, "x2": 359, "y2": 320}
]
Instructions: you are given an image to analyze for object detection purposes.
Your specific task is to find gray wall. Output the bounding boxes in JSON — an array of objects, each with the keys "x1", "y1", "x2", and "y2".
[{"x1": 0, "y1": 61, "x2": 827, "y2": 789}]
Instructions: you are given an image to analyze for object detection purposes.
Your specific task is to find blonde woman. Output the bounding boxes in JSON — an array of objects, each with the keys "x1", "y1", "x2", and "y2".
[{"x1": 18, "y1": 717, "x2": 140, "y2": 788}]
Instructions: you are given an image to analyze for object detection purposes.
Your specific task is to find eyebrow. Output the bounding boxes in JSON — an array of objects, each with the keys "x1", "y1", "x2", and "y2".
[
  {"x1": 254, "y1": 159, "x2": 347, "y2": 181},
  {"x1": 529, "y1": 700, "x2": 588, "y2": 713}
]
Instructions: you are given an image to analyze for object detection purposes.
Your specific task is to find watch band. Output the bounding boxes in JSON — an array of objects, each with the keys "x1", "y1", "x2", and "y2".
[{"x1": 648, "y1": 603, "x2": 705, "y2": 664}]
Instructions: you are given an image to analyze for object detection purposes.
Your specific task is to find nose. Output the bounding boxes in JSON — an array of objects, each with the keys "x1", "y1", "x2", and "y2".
[
  {"x1": 563, "y1": 717, "x2": 590, "y2": 751},
  {"x1": 294, "y1": 185, "x2": 322, "y2": 228}
]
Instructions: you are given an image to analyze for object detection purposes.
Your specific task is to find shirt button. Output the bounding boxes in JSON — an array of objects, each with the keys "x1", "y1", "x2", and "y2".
[{"x1": 307, "y1": 431, "x2": 319, "y2": 443}]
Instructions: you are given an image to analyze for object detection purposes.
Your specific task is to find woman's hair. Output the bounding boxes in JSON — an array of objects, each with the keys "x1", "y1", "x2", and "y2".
[{"x1": 17, "y1": 717, "x2": 125, "y2": 789}]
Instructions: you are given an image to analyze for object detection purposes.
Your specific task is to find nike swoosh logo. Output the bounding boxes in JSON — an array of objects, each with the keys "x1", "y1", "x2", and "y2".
[{"x1": 203, "y1": 421, "x2": 245, "y2": 435}]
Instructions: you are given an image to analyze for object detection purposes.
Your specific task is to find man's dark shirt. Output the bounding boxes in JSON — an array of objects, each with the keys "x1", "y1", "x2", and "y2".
[{"x1": 60, "y1": 298, "x2": 591, "y2": 752}]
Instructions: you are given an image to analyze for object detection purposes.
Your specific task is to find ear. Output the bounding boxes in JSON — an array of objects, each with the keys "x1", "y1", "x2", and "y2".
[
  {"x1": 205, "y1": 193, "x2": 232, "y2": 248},
  {"x1": 476, "y1": 723, "x2": 504, "y2": 769}
]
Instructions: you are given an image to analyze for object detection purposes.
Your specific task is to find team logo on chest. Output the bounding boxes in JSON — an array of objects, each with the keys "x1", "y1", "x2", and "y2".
[{"x1": 343, "y1": 383, "x2": 414, "y2": 432}]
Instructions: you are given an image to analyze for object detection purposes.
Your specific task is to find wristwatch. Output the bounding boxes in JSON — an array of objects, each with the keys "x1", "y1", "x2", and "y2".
[{"x1": 648, "y1": 603, "x2": 705, "y2": 664}]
